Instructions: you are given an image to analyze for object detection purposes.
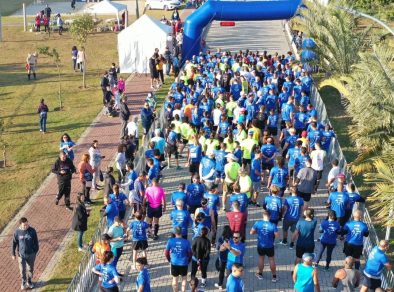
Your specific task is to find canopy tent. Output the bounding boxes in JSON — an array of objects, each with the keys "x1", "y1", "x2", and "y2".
[
  {"x1": 84, "y1": 0, "x2": 128, "y2": 26},
  {"x1": 118, "y1": 14, "x2": 173, "y2": 73}
]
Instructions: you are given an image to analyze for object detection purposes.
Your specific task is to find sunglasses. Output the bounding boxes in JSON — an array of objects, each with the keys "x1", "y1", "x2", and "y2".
[{"x1": 233, "y1": 236, "x2": 240, "y2": 239}]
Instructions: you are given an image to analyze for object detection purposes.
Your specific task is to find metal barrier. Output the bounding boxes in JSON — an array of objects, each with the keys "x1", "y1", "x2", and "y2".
[{"x1": 66, "y1": 99, "x2": 167, "y2": 292}]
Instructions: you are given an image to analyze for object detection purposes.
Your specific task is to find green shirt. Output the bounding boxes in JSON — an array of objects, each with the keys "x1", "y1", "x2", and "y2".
[
  {"x1": 226, "y1": 101, "x2": 237, "y2": 118},
  {"x1": 240, "y1": 138, "x2": 258, "y2": 159},
  {"x1": 225, "y1": 162, "x2": 241, "y2": 183}
]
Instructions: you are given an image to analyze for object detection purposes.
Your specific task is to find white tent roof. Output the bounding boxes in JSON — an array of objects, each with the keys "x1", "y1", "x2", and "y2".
[
  {"x1": 85, "y1": 0, "x2": 127, "y2": 14},
  {"x1": 118, "y1": 15, "x2": 173, "y2": 73}
]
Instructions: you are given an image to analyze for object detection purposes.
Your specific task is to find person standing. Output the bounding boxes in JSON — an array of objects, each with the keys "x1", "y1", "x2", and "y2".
[
  {"x1": 165, "y1": 227, "x2": 192, "y2": 292},
  {"x1": 78, "y1": 153, "x2": 95, "y2": 204},
  {"x1": 215, "y1": 226, "x2": 232, "y2": 290},
  {"x1": 37, "y1": 98, "x2": 48, "y2": 133},
  {"x1": 119, "y1": 96, "x2": 130, "y2": 139},
  {"x1": 26, "y1": 52, "x2": 38, "y2": 80},
  {"x1": 170, "y1": 199, "x2": 192, "y2": 239},
  {"x1": 223, "y1": 153, "x2": 240, "y2": 211},
  {"x1": 44, "y1": 4, "x2": 51, "y2": 19},
  {"x1": 12, "y1": 217, "x2": 39, "y2": 290},
  {"x1": 294, "y1": 158, "x2": 317, "y2": 208},
  {"x1": 56, "y1": 14, "x2": 64, "y2": 35},
  {"x1": 104, "y1": 196, "x2": 119, "y2": 228},
  {"x1": 72, "y1": 193, "x2": 90, "y2": 252},
  {"x1": 144, "y1": 178, "x2": 166, "y2": 240},
  {"x1": 226, "y1": 263, "x2": 245, "y2": 292},
  {"x1": 149, "y1": 53, "x2": 159, "y2": 89},
  {"x1": 136, "y1": 257, "x2": 151, "y2": 292},
  {"x1": 89, "y1": 140, "x2": 105, "y2": 190},
  {"x1": 108, "y1": 217, "x2": 125, "y2": 272},
  {"x1": 332, "y1": 256, "x2": 361, "y2": 291},
  {"x1": 92, "y1": 251, "x2": 120, "y2": 292},
  {"x1": 127, "y1": 212, "x2": 150, "y2": 270},
  {"x1": 59, "y1": 133, "x2": 76, "y2": 161},
  {"x1": 164, "y1": 47, "x2": 172, "y2": 76},
  {"x1": 71, "y1": 46, "x2": 78, "y2": 71},
  {"x1": 109, "y1": 184, "x2": 129, "y2": 221},
  {"x1": 101, "y1": 71, "x2": 110, "y2": 103},
  {"x1": 326, "y1": 182, "x2": 349, "y2": 227},
  {"x1": 250, "y1": 210, "x2": 279, "y2": 282},
  {"x1": 292, "y1": 208, "x2": 317, "y2": 265},
  {"x1": 360, "y1": 240, "x2": 392, "y2": 292},
  {"x1": 293, "y1": 253, "x2": 321, "y2": 292},
  {"x1": 191, "y1": 227, "x2": 211, "y2": 288},
  {"x1": 280, "y1": 187, "x2": 304, "y2": 246},
  {"x1": 52, "y1": 151, "x2": 76, "y2": 211},
  {"x1": 141, "y1": 102, "x2": 154, "y2": 140}
]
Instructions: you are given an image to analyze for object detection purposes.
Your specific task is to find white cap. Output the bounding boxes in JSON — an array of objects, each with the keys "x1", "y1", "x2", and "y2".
[{"x1": 225, "y1": 153, "x2": 238, "y2": 161}]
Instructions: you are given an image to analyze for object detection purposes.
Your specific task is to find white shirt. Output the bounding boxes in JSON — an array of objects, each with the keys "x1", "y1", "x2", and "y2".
[
  {"x1": 327, "y1": 166, "x2": 340, "y2": 186},
  {"x1": 126, "y1": 121, "x2": 138, "y2": 137},
  {"x1": 172, "y1": 109, "x2": 183, "y2": 119},
  {"x1": 213, "y1": 109, "x2": 222, "y2": 126},
  {"x1": 311, "y1": 149, "x2": 326, "y2": 171}
]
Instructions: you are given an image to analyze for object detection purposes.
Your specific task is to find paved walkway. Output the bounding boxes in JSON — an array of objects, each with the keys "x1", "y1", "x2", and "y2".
[{"x1": 0, "y1": 74, "x2": 151, "y2": 291}]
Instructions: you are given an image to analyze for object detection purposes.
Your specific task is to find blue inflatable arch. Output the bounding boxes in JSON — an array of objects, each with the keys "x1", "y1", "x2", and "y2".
[{"x1": 182, "y1": 0, "x2": 302, "y2": 61}]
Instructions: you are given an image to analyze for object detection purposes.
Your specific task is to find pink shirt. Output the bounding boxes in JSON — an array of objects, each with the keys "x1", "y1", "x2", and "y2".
[{"x1": 145, "y1": 186, "x2": 165, "y2": 208}]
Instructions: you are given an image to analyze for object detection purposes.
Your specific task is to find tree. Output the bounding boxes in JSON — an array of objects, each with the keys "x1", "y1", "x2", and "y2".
[
  {"x1": 69, "y1": 14, "x2": 94, "y2": 88},
  {"x1": 294, "y1": 0, "x2": 369, "y2": 76},
  {"x1": 37, "y1": 46, "x2": 63, "y2": 110}
]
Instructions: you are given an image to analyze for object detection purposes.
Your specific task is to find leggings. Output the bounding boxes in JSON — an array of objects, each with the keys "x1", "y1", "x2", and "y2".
[
  {"x1": 218, "y1": 260, "x2": 227, "y2": 286},
  {"x1": 191, "y1": 259, "x2": 209, "y2": 279},
  {"x1": 316, "y1": 242, "x2": 335, "y2": 267}
]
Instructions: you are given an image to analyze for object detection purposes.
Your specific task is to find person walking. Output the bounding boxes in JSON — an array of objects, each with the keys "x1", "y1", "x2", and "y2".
[
  {"x1": 72, "y1": 193, "x2": 90, "y2": 252},
  {"x1": 332, "y1": 256, "x2": 361, "y2": 291},
  {"x1": 226, "y1": 263, "x2": 245, "y2": 292},
  {"x1": 12, "y1": 217, "x2": 39, "y2": 290},
  {"x1": 26, "y1": 52, "x2": 38, "y2": 80},
  {"x1": 250, "y1": 210, "x2": 279, "y2": 282},
  {"x1": 119, "y1": 96, "x2": 131, "y2": 139},
  {"x1": 108, "y1": 217, "x2": 125, "y2": 273},
  {"x1": 127, "y1": 211, "x2": 150, "y2": 270},
  {"x1": 136, "y1": 257, "x2": 151, "y2": 292},
  {"x1": 141, "y1": 102, "x2": 154, "y2": 139},
  {"x1": 52, "y1": 151, "x2": 76, "y2": 211},
  {"x1": 165, "y1": 226, "x2": 192, "y2": 292},
  {"x1": 92, "y1": 251, "x2": 120, "y2": 292},
  {"x1": 89, "y1": 140, "x2": 105, "y2": 190},
  {"x1": 37, "y1": 98, "x2": 48, "y2": 133},
  {"x1": 293, "y1": 253, "x2": 321, "y2": 292},
  {"x1": 292, "y1": 208, "x2": 317, "y2": 265},
  {"x1": 144, "y1": 178, "x2": 166, "y2": 240},
  {"x1": 71, "y1": 46, "x2": 78, "y2": 71},
  {"x1": 60, "y1": 133, "x2": 76, "y2": 161},
  {"x1": 56, "y1": 14, "x2": 64, "y2": 35},
  {"x1": 170, "y1": 199, "x2": 192, "y2": 239},
  {"x1": 191, "y1": 226, "x2": 211, "y2": 288},
  {"x1": 214, "y1": 226, "x2": 232, "y2": 290},
  {"x1": 78, "y1": 153, "x2": 95, "y2": 204},
  {"x1": 109, "y1": 184, "x2": 129, "y2": 222},
  {"x1": 294, "y1": 158, "x2": 317, "y2": 208}
]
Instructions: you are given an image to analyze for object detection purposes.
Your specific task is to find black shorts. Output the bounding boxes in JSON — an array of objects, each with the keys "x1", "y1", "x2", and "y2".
[
  {"x1": 182, "y1": 138, "x2": 188, "y2": 145},
  {"x1": 188, "y1": 204, "x2": 201, "y2": 214},
  {"x1": 297, "y1": 191, "x2": 311, "y2": 202},
  {"x1": 343, "y1": 242, "x2": 363, "y2": 258},
  {"x1": 131, "y1": 240, "x2": 148, "y2": 251},
  {"x1": 362, "y1": 273, "x2": 382, "y2": 290},
  {"x1": 268, "y1": 127, "x2": 278, "y2": 136},
  {"x1": 168, "y1": 145, "x2": 179, "y2": 159},
  {"x1": 147, "y1": 205, "x2": 162, "y2": 218},
  {"x1": 119, "y1": 210, "x2": 126, "y2": 220},
  {"x1": 171, "y1": 264, "x2": 188, "y2": 277},
  {"x1": 262, "y1": 162, "x2": 274, "y2": 171},
  {"x1": 189, "y1": 162, "x2": 199, "y2": 174},
  {"x1": 283, "y1": 219, "x2": 297, "y2": 232},
  {"x1": 315, "y1": 170, "x2": 323, "y2": 180},
  {"x1": 159, "y1": 154, "x2": 165, "y2": 162},
  {"x1": 133, "y1": 203, "x2": 144, "y2": 215},
  {"x1": 337, "y1": 216, "x2": 347, "y2": 227},
  {"x1": 296, "y1": 245, "x2": 314, "y2": 259},
  {"x1": 242, "y1": 158, "x2": 251, "y2": 167},
  {"x1": 257, "y1": 247, "x2": 275, "y2": 257}
]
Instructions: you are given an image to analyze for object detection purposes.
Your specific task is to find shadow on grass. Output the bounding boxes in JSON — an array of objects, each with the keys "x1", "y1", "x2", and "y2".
[
  {"x1": 4, "y1": 121, "x2": 91, "y2": 135},
  {"x1": 40, "y1": 277, "x2": 73, "y2": 291}
]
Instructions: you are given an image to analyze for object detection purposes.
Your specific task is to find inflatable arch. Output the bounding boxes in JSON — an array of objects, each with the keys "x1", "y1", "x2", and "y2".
[{"x1": 182, "y1": 0, "x2": 302, "y2": 61}]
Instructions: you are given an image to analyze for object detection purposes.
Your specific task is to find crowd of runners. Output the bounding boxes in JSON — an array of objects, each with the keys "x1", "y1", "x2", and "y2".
[{"x1": 12, "y1": 46, "x2": 392, "y2": 291}]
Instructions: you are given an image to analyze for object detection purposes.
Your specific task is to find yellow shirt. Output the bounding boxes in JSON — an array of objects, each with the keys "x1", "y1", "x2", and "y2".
[
  {"x1": 240, "y1": 138, "x2": 258, "y2": 159},
  {"x1": 251, "y1": 126, "x2": 261, "y2": 143},
  {"x1": 226, "y1": 101, "x2": 237, "y2": 118},
  {"x1": 223, "y1": 137, "x2": 236, "y2": 152},
  {"x1": 171, "y1": 120, "x2": 182, "y2": 134},
  {"x1": 205, "y1": 139, "x2": 219, "y2": 153}
]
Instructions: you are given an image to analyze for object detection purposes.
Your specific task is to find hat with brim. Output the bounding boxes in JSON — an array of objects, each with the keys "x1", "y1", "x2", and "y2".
[
  {"x1": 225, "y1": 153, "x2": 238, "y2": 161},
  {"x1": 302, "y1": 253, "x2": 315, "y2": 262}
]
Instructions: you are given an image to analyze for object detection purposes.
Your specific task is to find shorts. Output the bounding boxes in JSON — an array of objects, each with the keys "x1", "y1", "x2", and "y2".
[
  {"x1": 252, "y1": 181, "x2": 261, "y2": 193},
  {"x1": 223, "y1": 181, "x2": 234, "y2": 194},
  {"x1": 297, "y1": 191, "x2": 311, "y2": 202},
  {"x1": 171, "y1": 264, "x2": 188, "y2": 277},
  {"x1": 268, "y1": 127, "x2": 278, "y2": 136},
  {"x1": 262, "y1": 162, "x2": 274, "y2": 171},
  {"x1": 189, "y1": 162, "x2": 199, "y2": 174},
  {"x1": 242, "y1": 158, "x2": 251, "y2": 167},
  {"x1": 257, "y1": 247, "x2": 275, "y2": 257},
  {"x1": 315, "y1": 170, "x2": 323, "y2": 180},
  {"x1": 270, "y1": 219, "x2": 279, "y2": 225},
  {"x1": 188, "y1": 204, "x2": 201, "y2": 214},
  {"x1": 283, "y1": 219, "x2": 297, "y2": 232},
  {"x1": 147, "y1": 205, "x2": 163, "y2": 218},
  {"x1": 296, "y1": 245, "x2": 315, "y2": 259},
  {"x1": 343, "y1": 242, "x2": 363, "y2": 258},
  {"x1": 168, "y1": 145, "x2": 179, "y2": 159},
  {"x1": 131, "y1": 240, "x2": 148, "y2": 251},
  {"x1": 337, "y1": 216, "x2": 347, "y2": 227},
  {"x1": 216, "y1": 170, "x2": 225, "y2": 179},
  {"x1": 132, "y1": 202, "x2": 144, "y2": 215},
  {"x1": 119, "y1": 210, "x2": 126, "y2": 220},
  {"x1": 362, "y1": 273, "x2": 382, "y2": 290},
  {"x1": 159, "y1": 154, "x2": 165, "y2": 162},
  {"x1": 182, "y1": 138, "x2": 188, "y2": 145}
]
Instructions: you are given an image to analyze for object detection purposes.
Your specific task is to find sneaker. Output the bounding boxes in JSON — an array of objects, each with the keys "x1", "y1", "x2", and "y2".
[
  {"x1": 289, "y1": 242, "x2": 294, "y2": 249},
  {"x1": 65, "y1": 206, "x2": 73, "y2": 211},
  {"x1": 214, "y1": 283, "x2": 223, "y2": 290},
  {"x1": 272, "y1": 276, "x2": 278, "y2": 283},
  {"x1": 255, "y1": 202, "x2": 261, "y2": 207},
  {"x1": 21, "y1": 284, "x2": 25, "y2": 290},
  {"x1": 279, "y1": 240, "x2": 288, "y2": 245},
  {"x1": 200, "y1": 282, "x2": 206, "y2": 289},
  {"x1": 255, "y1": 272, "x2": 263, "y2": 280},
  {"x1": 78, "y1": 247, "x2": 84, "y2": 252},
  {"x1": 55, "y1": 199, "x2": 59, "y2": 205}
]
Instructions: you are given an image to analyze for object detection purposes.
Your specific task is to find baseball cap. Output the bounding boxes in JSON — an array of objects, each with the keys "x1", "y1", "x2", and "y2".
[
  {"x1": 225, "y1": 153, "x2": 238, "y2": 161},
  {"x1": 302, "y1": 253, "x2": 315, "y2": 262}
]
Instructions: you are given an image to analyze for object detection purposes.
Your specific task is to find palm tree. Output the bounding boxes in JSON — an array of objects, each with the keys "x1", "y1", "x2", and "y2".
[
  {"x1": 294, "y1": 0, "x2": 369, "y2": 76},
  {"x1": 320, "y1": 43, "x2": 394, "y2": 173}
]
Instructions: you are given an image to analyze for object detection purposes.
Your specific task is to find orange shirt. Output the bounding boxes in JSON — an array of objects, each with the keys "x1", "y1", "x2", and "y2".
[
  {"x1": 184, "y1": 104, "x2": 194, "y2": 121},
  {"x1": 93, "y1": 242, "x2": 111, "y2": 264}
]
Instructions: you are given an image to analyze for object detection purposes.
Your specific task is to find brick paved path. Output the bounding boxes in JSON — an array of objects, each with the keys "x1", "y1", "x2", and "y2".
[
  {"x1": 116, "y1": 157, "x2": 346, "y2": 291},
  {"x1": 0, "y1": 74, "x2": 151, "y2": 291}
]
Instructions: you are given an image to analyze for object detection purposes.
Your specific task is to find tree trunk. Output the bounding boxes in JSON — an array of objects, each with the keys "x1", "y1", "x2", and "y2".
[
  {"x1": 82, "y1": 59, "x2": 86, "y2": 88},
  {"x1": 57, "y1": 67, "x2": 62, "y2": 109}
]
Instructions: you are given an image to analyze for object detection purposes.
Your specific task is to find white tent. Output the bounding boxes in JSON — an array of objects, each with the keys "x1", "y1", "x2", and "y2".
[
  {"x1": 84, "y1": 0, "x2": 128, "y2": 25},
  {"x1": 118, "y1": 14, "x2": 173, "y2": 74}
]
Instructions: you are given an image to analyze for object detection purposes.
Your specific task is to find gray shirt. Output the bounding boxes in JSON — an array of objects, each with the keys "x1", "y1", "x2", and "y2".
[{"x1": 296, "y1": 167, "x2": 317, "y2": 193}]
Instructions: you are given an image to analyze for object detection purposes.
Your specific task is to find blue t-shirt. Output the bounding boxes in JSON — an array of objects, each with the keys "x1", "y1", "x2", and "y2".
[
  {"x1": 170, "y1": 209, "x2": 192, "y2": 236},
  {"x1": 214, "y1": 150, "x2": 228, "y2": 172},
  {"x1": 147, "y1": 164, "x2": 159, "y2": 183},
  {"x1": 186, "y1": 183, "x2": 205, "y2": 206},
  {"x1": 136, "y1": 268, "x2": 151, "y2": 292},
  {"x1": 264, "y1": 195, "x2": 282, "y2": 221},
  {"x1": 270, "y1": 166, "x2": 289, "y2": 188},
  {"x1": 229, "y1": 193, "x2": 248, "y2": 213},
  {"x1": 307, "y1": 130, "x2": 322, "y2": 149},
  {"x1": 267, "y1": 114, "x2": 279, "y2": 128},
  {"x1": 109, "y1": 192, "x2": 128, "y2": 212},
  {"x1": 152, "y1": 137, "x2": 166, "y2": 154},
  {"x1": 344, "y1": 220, "x2": 369, "y2": 246},
  {"x1": 189, "y1": 144, "x2": 202, "y2": 164},
  {"x1": 296, "y1": 219, "x2": 317, "y2": 247},
  {"x1": 192, "y1": 222, "x2": 206, "y2": 240},
  {"x1": 364, "y1": 246, "x2": 389, "y2": 278},
  {"x1": 319, "y1": 220, "x2": 341, "y2": 245},
  {"x1": 284, "y1": 196, "x2": 304, "y2": 221},
  {"x1": 171, "y1": 191, "x2": 188, "y2": 209},
  {"x1": 129, "y1": 220, "x2": 149, "y2": 241},
  {"x1": 287, "y1": 147, "x2": 301, "y2": 168},
  {"x1": 320, "y1": 130, "x2": 335, "y2": 151},
  {"x1": 250, "y1": 158, "x2": 262, "y2": 182},
  {"x1": 60, "y1": 141, "x2": 76, "y2": 160},
  {"x1": 105, "y1": 202, "x2": 119, "y2": 227},
  {"x1": 218, "y1": 121, "x2": 230, "y2": 135},
  {"x1": 281, "y1": 103, "x2": 294, "y2": 122},
  {"x1": 227, "y1": 241, "x2": 246, "y2": 264},
  {"x1": 261, "y1": 144, "x2": 277, "y2": 165},
  {"x1": 166, "y1": 237, "x2": 192, "y2": 266},
  {"x1": 252, "y1": 220, "x2": 278, "y2": 248},
  {"x1": 95, "y1": 263, "x2": 119, "y2": 289},
  {"x1": 200, "y1": 157, "x2": 216, "y2": 181},
  {"x1": 204, "y1": 193, "x2": 220, "y2": 214},
  {"x1": 226, "y1": 274, "x2": 245, "y2": 292},
  {"x1": 145, "y1": 149, "x2": 155, "y2": 159},
  {"x1": 127, "y1": 171, "x2": 138, "y2": 191},
  {"x1": 328, "y1": 191, "x2": 349, "y2": 218},
  {"x1": 345, "y1": 191, "x2": 362, "y2": 211},
  {"x1": 285, "y1": 135, "x2": 298, "y2": 149}
]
